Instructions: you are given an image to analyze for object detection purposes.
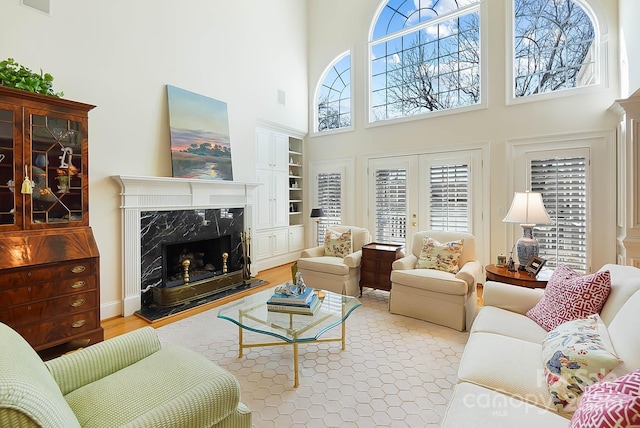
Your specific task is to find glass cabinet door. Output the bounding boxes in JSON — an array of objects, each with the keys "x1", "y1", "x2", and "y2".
[
  {"x1": 0, "y1": 106, "x2": 18, "y2": 228},
  {"x1": 28, "y1": 111, "x2": 85, "y2": 226}
]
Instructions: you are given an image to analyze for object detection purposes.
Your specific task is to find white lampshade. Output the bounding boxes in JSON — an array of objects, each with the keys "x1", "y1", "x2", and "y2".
[{"x1": 502, "y1": 191, "x2": 552, "y2": 225}]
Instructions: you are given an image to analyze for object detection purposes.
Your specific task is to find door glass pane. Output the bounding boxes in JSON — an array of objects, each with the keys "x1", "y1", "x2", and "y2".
[
  {"x1": 429, "y1": 163, "x2": 470, "y2": 232},
  {"x1": 374, "y1": 168, "x2": 407, "y2": 245},
  {"x1": 317, "y1": 172, "x2": 342, "y2": 244},
  {"x1": 0, "y1": 109, "x2": 15, "y2": 225},
  {"x1": 530, "y1": 156, "x2": 587, "y2": 272},
  {"x1": 30, "y1": 114, "x2": 83, "y2": 224}
]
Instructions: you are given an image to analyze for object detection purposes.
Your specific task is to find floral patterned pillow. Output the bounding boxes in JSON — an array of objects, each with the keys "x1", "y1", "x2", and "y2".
[
  {"x1": 542, "y1": 315, "x2": 622, "y2": 413},
  {"x1": 415, "y1": 236, "x2": 464, "y2": 274},
  {"x1": 324, "y1": 229, "x2": 352, "y2": 258}
]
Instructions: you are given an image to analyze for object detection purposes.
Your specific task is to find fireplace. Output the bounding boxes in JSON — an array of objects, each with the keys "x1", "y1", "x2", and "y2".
[
  {"x1": 140, "y1": 208, "x2": 246, "y2": 310},
  {"x1": 112, "y1": 175, "x2": 260, "y2": 317}
]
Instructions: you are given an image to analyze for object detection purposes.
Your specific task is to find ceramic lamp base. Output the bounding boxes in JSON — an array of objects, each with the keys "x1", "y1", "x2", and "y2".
[{"x1": 516, "y1": 224, "x2": 538, "y2": 270}]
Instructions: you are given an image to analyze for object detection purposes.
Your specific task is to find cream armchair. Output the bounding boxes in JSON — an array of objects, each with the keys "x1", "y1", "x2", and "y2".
[
  {"x1": 296, "y1": 225, "x2": 372, "y2": 296},
  {"x1": 389, "y1": 230, "x2": 482, "y2": 331}
]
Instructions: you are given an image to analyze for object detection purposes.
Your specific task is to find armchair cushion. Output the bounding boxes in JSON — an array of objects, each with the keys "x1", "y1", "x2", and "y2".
[
  {"x1": 297, "y1": 256, "x2": 351, "y2": 275},
  {"x1": 416, "y1": 236, "x2": 464, "y2": 273},
  {"x1": 64, "y1": 344, "x2": 241, "y2": 428},
  {"x1": 324, "y1": 228, "x2": 352, "y2": 257}
]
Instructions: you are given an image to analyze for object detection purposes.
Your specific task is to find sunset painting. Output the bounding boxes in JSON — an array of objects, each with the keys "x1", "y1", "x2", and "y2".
[{"x1": 166, "y1": 85, "x2": 233, "y2": 180}]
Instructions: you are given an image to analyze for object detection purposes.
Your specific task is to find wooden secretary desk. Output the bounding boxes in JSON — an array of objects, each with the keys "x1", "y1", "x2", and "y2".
[{"x1": 0, "y1": 86, "x2": 103, "y2": 358}]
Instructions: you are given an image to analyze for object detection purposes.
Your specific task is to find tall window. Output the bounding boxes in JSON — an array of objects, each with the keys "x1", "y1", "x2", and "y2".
[
  {"x1": 374, "y1": 168, "x2": 407, "y2": 245},
  {"x1": 530, "y1": 155, "x2": 587, "y2": 272},
  {"x1": 429, "y1": 163, "x2": 469, "y2": 232},
  {"x1": 316, "y1": 52, "x2": 351, "y2": 132},
  {"x1": 370, "y1": 0, "x2": 481, "y2": 122},
  {"x1": 514, "y1": 0, "x2": 596, "y2": 97},
  {"x1": 317, "y1": 172, "x2": 342, "y2": 244}
]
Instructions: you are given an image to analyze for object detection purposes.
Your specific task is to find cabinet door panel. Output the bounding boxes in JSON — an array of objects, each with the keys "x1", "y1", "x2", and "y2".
[
  {"x1": 255, "y1": 169, "x2": 273, "y2": 230},
  {"x1": 272, "y1": 170, "x2": 289, "y2": 228},
  {"x1": 272, "y1": 228, "x2": 289, "y2": 256}
]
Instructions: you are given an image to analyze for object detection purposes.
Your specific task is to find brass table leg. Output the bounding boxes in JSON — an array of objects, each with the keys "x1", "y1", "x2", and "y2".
[
  {"x1": 238, "y1": 326, "x2": 244, "y2": 358},
  {"x1": 293, "y1": 342, "x2": 299, "y2": 388}
]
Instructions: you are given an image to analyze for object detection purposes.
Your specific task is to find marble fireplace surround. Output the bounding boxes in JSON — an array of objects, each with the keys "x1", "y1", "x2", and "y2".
[{"x1": 112, "y1": 175, "x2": 259, "y2": 317}]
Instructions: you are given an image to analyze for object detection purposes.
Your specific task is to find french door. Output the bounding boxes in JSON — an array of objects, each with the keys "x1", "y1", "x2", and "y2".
[{"x1": 367, "y1": 150, "x2": 483, "y2": 257}]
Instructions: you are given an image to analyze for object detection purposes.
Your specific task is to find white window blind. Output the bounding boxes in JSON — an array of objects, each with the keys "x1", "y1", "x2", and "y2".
[
  {"x1": 530, "y1": 156, "x2": 587, "y2": 272},
  {"x1": 374, "y1": 168, "x2": 407, "y2": 245},
  {"x1": 317, "y1": 172, "x2": 342, "y2": 244},
  {"x1": 429, "y1": 163, "x2": 470, "y2": 232}
]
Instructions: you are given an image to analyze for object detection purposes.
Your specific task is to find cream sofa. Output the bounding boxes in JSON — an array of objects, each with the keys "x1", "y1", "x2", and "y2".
[{"x1": 441, "y1": 263, "x2": 640, "y2": 427}]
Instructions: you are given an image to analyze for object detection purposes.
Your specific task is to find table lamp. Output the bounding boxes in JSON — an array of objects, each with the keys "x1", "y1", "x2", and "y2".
[
  {"x1": 503, "y1": 190, "x2": 552, "y2": 270},
  {"x1": 310, "y1": 208, "x2": 325, "y2": 246}
]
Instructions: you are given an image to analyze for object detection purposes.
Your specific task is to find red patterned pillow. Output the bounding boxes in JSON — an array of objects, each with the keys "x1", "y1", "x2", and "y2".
[
  {"x1": 569, "y1": 369, "x2": 640, "y2": 428},
  {"x1": 526, "y1": 265, "x2": 611, "y2": 331}
]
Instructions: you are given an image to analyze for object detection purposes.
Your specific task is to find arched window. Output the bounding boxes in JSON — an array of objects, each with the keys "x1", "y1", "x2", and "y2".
[
  {"x1": 316, "y1": 52, "x2": 351, "y2": 132},
  {"x1": 369, "y1": 0, "x2": 482, "y2": 122},
  {"x1": 513, "y1": 0, "x2": 597, "y2": 98}
]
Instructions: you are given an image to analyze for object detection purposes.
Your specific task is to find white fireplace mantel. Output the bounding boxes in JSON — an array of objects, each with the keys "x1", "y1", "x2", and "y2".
[{"x1": 112, "y1": 175, "x2": 260, "y2": 316}]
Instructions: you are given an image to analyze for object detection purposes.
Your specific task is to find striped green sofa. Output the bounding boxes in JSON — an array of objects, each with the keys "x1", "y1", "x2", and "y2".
[{"x1": 0, "y1": 322, "x2": 251, "y2": 427}]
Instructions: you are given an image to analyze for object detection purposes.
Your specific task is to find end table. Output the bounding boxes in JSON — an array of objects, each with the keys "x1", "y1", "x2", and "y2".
[
  {"x1": 485, "y1": 264, "x2": 550, "y2": 288},
  {"x1": 360, "y1": 243, "x2": 404, "y2": 295}
]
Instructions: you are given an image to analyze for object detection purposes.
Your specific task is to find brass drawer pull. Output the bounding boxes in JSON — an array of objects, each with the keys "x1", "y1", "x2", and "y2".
[
  {"x1": 72, "y1": 319, "x2": 86, "y2": 328},
  {"x1": 71, "y1": 265, "x2": 86, "y2": 274},
  {"x1": 71, "y1": 280, "x2": 87, "y2": 289},
  {"x1": 70, "y1": 299, "x2": 86, "y2": 307}
]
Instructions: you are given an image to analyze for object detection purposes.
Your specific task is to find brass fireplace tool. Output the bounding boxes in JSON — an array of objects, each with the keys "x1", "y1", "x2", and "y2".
[
  {"x1": 182, "y1": 259, "x2": 191, "y2": 283},
  {"x1": 222, "y1": 252, "x2": 228, "y2": 274}
]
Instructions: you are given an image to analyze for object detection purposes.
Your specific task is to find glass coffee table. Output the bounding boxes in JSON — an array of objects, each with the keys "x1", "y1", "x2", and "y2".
[{"x1": 217, "y1": 287, "x2": 361, "y2": 387}]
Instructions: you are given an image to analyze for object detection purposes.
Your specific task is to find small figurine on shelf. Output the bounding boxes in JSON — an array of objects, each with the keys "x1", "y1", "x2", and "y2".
[{"x1": 507, "y1": 246, "x2": 517, "y2": 272}]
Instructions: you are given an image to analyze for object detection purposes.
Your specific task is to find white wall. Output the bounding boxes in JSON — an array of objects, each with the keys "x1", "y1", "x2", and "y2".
[
  {"x1": 619, "y1": 0, "x2": 640, "y2": 97},
  {"x1": 0, "y1": 0, "x2": 308, "y2": 318},
  {"x1": 306, "y1": 0, "x2": 621, "y2": 271}
]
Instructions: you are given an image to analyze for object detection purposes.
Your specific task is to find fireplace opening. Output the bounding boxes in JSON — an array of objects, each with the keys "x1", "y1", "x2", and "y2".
[{"x1": 163, "y1": 235, "x2": 233, "y2": 287}]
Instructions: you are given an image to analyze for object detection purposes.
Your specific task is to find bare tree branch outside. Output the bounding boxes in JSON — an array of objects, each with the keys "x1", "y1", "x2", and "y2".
[{"x1": 368, "y1": 0, "x2": 596, "y2": 122}]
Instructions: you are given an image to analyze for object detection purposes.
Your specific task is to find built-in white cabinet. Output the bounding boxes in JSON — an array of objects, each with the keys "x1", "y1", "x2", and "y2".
[
  {"x1": 288, "y1": 224, "x2": 305, "y2": 252},
  {"x1": 254, "y1": 125, "x2": 306, "y2": 271}
]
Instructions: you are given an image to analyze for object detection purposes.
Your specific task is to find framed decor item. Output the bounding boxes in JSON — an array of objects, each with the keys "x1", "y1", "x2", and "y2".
[
  {"x1": 166, "y1": 85, "x2": 233, "y2": 180},
  {"x1": 525, "y1": 256, "x2": 547, "y2": 278}
]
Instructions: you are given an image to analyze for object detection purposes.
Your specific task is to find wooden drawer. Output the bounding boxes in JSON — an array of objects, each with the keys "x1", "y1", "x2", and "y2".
[
  {"x1": 0, "y1": 259, "x2": 96, "y2": 288},
  {"x1": 0, "y1": 291, "x2": 97, "y2": 326},
  {"x1": 15, "y1": 310, "x2": 99, "y2": 350},
  {"x1": 0, "y1": 275, "x2": 96, "y2": 307}
]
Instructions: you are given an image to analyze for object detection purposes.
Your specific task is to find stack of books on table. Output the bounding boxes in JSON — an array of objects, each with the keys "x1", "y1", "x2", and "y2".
[{"x1": 267, "y1": 287, "x2": 321, "y2": 315}]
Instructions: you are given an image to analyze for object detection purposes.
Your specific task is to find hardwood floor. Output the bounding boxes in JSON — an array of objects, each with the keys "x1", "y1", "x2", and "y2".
[{"x1": 101, "y1": 263, "x2": 294, "y2": 340}]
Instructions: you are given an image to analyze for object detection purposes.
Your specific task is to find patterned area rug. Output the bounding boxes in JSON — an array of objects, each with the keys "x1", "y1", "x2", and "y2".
[{"x1": 155, "y1": 288, "x2": 469, "y2": 427}]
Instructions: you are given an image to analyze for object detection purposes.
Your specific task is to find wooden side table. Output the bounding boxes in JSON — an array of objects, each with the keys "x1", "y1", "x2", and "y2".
[
  {"x1": 485, "y1": 264, "x2": 550, "y2": 288},
  {"x1": 360, "y1": 243, "x2": 404, "y2": 295}
]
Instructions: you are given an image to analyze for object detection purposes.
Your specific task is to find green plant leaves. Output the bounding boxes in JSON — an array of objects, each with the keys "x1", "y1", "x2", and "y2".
[{"x1": 0, "y1": 58, "x2": 63, "y2": 97}]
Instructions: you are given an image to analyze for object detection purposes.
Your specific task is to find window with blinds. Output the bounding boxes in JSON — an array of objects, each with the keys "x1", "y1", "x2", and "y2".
[
  {"x1": 374, "y1": 168, "x2": 407, "y2": 245},
  {"x1": 317, "y1": 172, "x2": 342, "y2": 244},
  {"x1": 429, "y1": 163, "x2": 470, "y2": 232},
  {"x1": 530, "y1": 156, "x2": 587, "y2": 273}
]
